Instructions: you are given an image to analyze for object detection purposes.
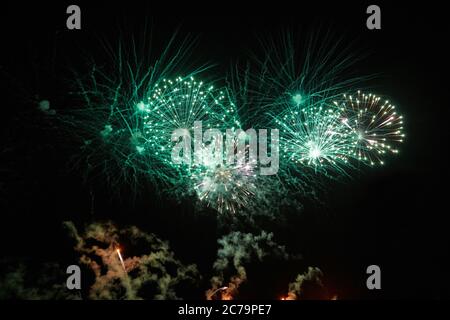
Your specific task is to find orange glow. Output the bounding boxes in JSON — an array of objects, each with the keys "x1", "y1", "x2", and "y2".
[{"x1": 221, "y1": 292, "x2": 233, "y2": 300}]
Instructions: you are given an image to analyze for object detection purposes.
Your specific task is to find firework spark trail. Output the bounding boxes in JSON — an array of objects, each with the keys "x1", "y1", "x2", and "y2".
[{"x1": 116, "y1": 249, "x2": 126, "y2": 273}]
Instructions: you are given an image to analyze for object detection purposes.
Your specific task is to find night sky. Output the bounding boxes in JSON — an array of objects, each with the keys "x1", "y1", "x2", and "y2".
[{"x1": 1, "y1": 1, "x2": 449, "y2": 301}]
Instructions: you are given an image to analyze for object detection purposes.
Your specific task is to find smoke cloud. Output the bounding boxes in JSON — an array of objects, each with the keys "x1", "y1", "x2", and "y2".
[
  {"x1": 0, "y1": 259, "x2": 81, "y2": 299},
  {"x1": 64, "y1": 221, "x2": 199, "y2": 299},
  {"x1": 284, "y1": 266, "x2": 332, "y2": 300},
  {"x1": 206, "y1": 231, "x2": 291, "y2": 300}
]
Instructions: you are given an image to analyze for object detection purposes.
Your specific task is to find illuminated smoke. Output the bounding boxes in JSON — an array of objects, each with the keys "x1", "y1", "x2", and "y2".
[
  {"x1": 283, "y1": 266, "x2": 334, "y2": 300},
  {"x1": 206, "y1": 231, "x2": 290, "y2": 300},
  {"x1": 64, "y1": 221, "x2": 198, "y2": 299}
]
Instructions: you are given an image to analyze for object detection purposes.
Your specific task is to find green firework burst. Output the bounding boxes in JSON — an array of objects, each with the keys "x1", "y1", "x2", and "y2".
[
  {"x1": 139, "y1": 76, "x2": 241, "y2": 169},
  {"x1": 275, "y1": 102, "x2": 355, "y2": 176}
]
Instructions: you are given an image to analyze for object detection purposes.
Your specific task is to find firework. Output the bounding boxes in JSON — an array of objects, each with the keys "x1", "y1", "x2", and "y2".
[
  {"x1": 60, "y1": 28, "x2": 406, "y2": 211},
  {"x1": 139, "y1": 76, "x2": 241, "y2": 170},
  {"x1": 141, "y1": 76, "x2": 254, "y2": 213},
  {"x1": 275, "y1": 102, "x2": 355, "y2": 177},
  {"x1": 187, "y1": 130, "x2": 257, "y2": 214},
  {"x1": 231, "y1": 29, "x2": 370, "y2": 128},
  {"x1": 116, "y1": 248, "x2": 126, "y2": 273},
  {"x1": 334, "y1": 91, "x2": 405, "y2": 166},
  {"x1": 225, "y1": 29, "x2": 373, "y2": 190},
  {"x1": 191, "y1": 158, "x2": 257, "y2": 214},
  {"x1": 64, "y1": 74, "x2": 242, "y2": 194},
  {"x1": 60, "y1": 32, "x2": 216, "y2": 193}
]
